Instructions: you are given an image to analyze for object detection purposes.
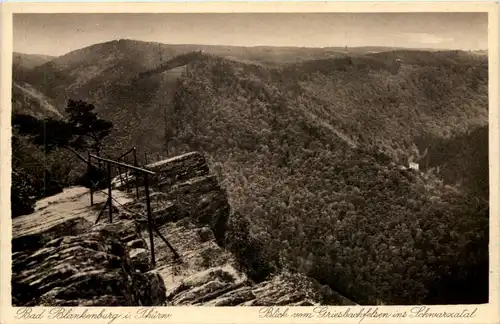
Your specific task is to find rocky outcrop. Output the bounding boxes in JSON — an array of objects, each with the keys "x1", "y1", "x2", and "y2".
[
  {"x1": 116, "y1": 152, "x2": 229, "y2": 245},
  {"x1": 13, "y1": 220, "x2": 166, "y2": 306},
  {"x1": 12, "y1": 151, "x2": 355, "y2": 306},
  {"x1": 116, "y1": 152, "x2": 355, "y2": 306},
  {"x1": 12, "y1": 189, "x2": 166, "y2": 306}
]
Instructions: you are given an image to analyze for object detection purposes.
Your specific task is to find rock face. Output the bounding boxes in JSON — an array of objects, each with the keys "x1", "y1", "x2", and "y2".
[
  {"x1": 13, "y1": 220, "x2": 166, "y2": 306},
  {"x1": 115, "y1": 152, "x2": 229, "y2": 245},
  {"x1": 12, "y1": 151, "x2": 356, "y2": 306},
  {"x1": 12, "y1": 189, "x2": 166, "y2": 306}
]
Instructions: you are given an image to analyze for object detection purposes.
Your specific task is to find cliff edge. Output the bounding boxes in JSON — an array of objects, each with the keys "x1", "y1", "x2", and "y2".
[{"x1": 12, "y1": 152, "x2": 356, "y2": 306}]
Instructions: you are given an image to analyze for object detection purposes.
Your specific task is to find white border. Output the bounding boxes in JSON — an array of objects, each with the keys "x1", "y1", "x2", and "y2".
[{"x1": 1, "y1": 3, "x2": 498, "y2": 324}]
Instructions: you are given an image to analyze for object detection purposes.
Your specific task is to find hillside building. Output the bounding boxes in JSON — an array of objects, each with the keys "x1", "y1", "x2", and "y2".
[{"x1": 409, "y1": 162, "x2": 419, "y2": 171}]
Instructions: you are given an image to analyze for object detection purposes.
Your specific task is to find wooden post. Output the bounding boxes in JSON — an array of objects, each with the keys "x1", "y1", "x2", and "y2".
[
  {"x1": 107, "y1": 163, "x2": 113, "y2": 223},
  {"x1": 123, "y1": 159, "x2": 129, "y2": 184},
  {"x1": 88, "y1": 152, "x2": 93, "y2": 206},
  {"x1": 133, "y1": 148, "x2": 139, "y2": 199},
  {"x1": 95, "y1": 198, "x2": 109, "y2": 224},
  {"x1": 153, "y1": 226, "x2": 180, "y2": 260},
  {"x1": 118, "y1": 165, "x2": 124, "y2": 187},
  {"x1": 144, "y1": 152, "x2": 149, "y2": 165},
  {"x1": 144, "y1": 174, "x2": 156, "y2": 266}
]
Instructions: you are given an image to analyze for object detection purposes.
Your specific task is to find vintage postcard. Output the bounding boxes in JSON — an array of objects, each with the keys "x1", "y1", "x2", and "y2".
[{"x1": 0, "y1": 2, "x2": 498, "y2": 324}]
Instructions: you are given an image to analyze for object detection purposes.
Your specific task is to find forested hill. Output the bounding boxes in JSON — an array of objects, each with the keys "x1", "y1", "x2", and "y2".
[
  {"x1": 11, "y1": 39, "x2": 348, "y2": 108},
  {"x1": 274, "y1": 50, "x2": 488, "y2": 161},
  {"x1": 416, "y1": 125, "x2": 489, "y2": 200},
  {"x1": 13, "y1": 52, "x2": 54, "y2": 73},
  {"x1": 82, "y1": 48, "x2": 488, "y2": 164},
  {"x1": 12, "y1": 41, "x2": 489, "y2": 305},
  {"x1": 156, "y1": 53, "x2": 489, "y2": 304}
]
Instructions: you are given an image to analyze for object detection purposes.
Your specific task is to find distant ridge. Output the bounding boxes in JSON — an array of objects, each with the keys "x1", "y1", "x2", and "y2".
[
  {"x1": 15, "y1": 38, "x2": 472, "y2": 61},
  {"x1": 13, "y1": 52, "x2": 55, "y2": 70}
]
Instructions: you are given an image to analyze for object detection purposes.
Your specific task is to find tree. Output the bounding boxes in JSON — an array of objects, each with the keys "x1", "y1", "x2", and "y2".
[
  {"x1": 14, "y1": 100, "x2": 114, "y2": 158},
  {"x1": 65, "y1": 99, "x2": 113, "y2": 157},
  {"x1": 11, "y1": 100, "x2": 113, "y2": 216},
  {"x1": 11, "y1": 131, "x2": 38, "y2": 217}
]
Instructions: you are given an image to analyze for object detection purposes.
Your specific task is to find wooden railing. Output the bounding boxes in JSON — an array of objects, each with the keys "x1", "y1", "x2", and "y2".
[
  {"x1": 115, "y1": 147, "x2": 140, "y2": 199},
  {"x1": 87, "y1": 152, "x2": 179, "y2": 266}
]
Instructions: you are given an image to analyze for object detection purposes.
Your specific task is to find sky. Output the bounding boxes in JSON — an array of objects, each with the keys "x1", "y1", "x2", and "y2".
[{"x1": 13, "y1": 13, "x2": 488, "y2": 56}]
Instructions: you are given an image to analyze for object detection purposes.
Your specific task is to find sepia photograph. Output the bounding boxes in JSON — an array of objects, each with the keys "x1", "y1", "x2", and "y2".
[{"x1": 9, "y1": 10, "x2": 490, "y2": 308}]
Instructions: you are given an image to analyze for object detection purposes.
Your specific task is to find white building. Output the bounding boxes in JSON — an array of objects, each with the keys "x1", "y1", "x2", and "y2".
[{"x1": 409, "y1": 162, "x2": 419, "y2": 171}]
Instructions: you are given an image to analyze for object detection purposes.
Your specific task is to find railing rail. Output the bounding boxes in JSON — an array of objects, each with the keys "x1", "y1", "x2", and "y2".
[
  {"x1": 115, "y1": 147, "x2": 136, "y2": 161},
  {"x1": 89, "y1": 154, "x2": 155, "y2": 175}
]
